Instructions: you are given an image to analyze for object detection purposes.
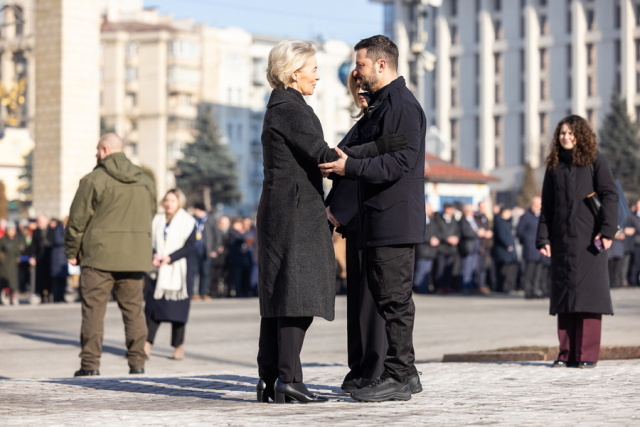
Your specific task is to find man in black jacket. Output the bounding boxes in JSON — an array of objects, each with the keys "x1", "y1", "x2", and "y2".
[{"x1": 320, "y1": 35, "x2": 426, "y2": 402}]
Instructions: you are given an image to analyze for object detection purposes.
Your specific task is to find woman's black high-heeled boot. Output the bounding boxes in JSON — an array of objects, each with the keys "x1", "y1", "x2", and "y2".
[
  {"x1": 256, "y1": 378, "x2": 271, "y2": 402},
  {"x1": 274, "y1": 378, "x2": 328, "y2": 403}
]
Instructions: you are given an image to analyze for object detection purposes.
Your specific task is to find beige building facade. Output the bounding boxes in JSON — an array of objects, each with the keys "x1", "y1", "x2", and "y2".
[{"x1": 1, "y1": 0, "x2": 359, "y2": 216}]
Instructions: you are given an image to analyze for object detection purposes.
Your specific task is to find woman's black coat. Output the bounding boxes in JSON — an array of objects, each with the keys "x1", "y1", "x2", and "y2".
[
  {"x1": 492, "y1": 216, "x2": 518, "y2": 264},
  {"x1": 258, "y1": 88, "x2": 376, "y2": 320},
  {"x1": 536, "y1": 152, "x2": 618, "y2": 315}
]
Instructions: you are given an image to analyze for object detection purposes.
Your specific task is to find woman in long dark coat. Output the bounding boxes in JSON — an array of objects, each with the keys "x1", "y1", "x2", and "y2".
[
  {"x1": 256, "y1": 40, "x2": 385, "y2": 404},
  {"x1": 536, "y1": 115, "x2": 618, "y2": 369}
]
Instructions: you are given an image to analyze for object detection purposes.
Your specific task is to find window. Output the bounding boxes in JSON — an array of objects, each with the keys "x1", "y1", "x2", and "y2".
[
  {"x1": 125, "y1": 67, "x2": 137, "y2": 82},
  {"x1": 540, "y1": 48, "x2": 547, "y2": 71},
  {"x1": 567, "y1": 1, "x2": 572, "y2": 33},
  {"x1": 587, "y1": 43, "x2": 595, "y2": 67},
  {"x1": 540, "y1": 14, "x2": 549, "y2": 35},
  {"x1": 450, "y1": 119, "x2": 458, "y2": 140},
  {"x1": 494, "y1": 53, "x2": 502, "y2": 75},
  {"x1": 586, "y1": 9, "x2": 595, "y2": 31},
  {"x1": 587, "y1": 109, "x2": 596, "y2": 127},
  {"x1": 567, "y1": 45, "x2": 572, "y2": 68},
  {"x1": 451, "y1": 24, "x2": 459, "y2": 45},
  {"x1": 519, "y1": 113, "x2": 525, "y2": 136},
  {"x1": 567, "y1": 74, "x2": 572, "y2": 97},
  {"x1": 451, "y1": 87, "x2": 458, "y2": 107},
  {"x1": 494, "y1": 0, "x2": 501, "y2": 11},
  {"x1": 540, "y1": 112, "x2": 548, "y2": 135},
  {"x1": 495, "y1": 83, "x2": 502, "y2": 104},
  {"x1": 494, "y1": 115, "x2": 502, "y2": 138},
  {"x1": 125, "y1": 92, "x2": 137, "y2": 108},
  {"x1": 541, "y1": 80, "x2": 548, "y2": 101},
  {"x1": 636, "y1": 39, "x2": 640, "y2": 62},
  {"x1": 615, "y1": 40, "x2": 621, "y2": 64},
  {"x1": 168, "y1": 39, "x2": 201, "y2": 60},
  {"x1": 451, "y1": 57, "x2": 458, "y2": 78},
  {"x1": 451, "y1": 0, "x2": 458, "y2": 16},
  {"x1": 167, "y1": 66, "x2": 201, "y2": 86},
  {"x1": 494, "y1": 19, "x2": 503, "y2": 40},
  {"x1": 494, "y1": 143, "x2": 503, "y2": 167},
  {"x1": 126, "y1": 42, "x2": 138, "y2": 58},
  {"x1": 615, "y1": 1, "x2": 621, "y2": 28},
  {"x1": 587, "y1": 75, "x2": 595, "y2": 96}
]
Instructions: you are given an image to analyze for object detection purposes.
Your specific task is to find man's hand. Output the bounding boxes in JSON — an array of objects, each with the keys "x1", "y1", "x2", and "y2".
[
  {"x1": 319, "y1": 147, "x2": 348, "y2": 176},
  {"x1": 68, "y1": 258, "x2": 78, "y2": 266},
  {"x1": 209, "y1": 251, "x2": 218, "y2": 259},
  {"x1": 539, "y1": 244, "x2": 551, "y2": 257},
  {"x1": 326, "y1": 207, "x2": 341, "y2": 227}
]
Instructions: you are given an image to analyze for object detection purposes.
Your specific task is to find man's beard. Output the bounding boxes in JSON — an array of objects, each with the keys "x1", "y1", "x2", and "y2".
[{"x1": 359, "y1": 73, "x2": 378, "y2": 93}]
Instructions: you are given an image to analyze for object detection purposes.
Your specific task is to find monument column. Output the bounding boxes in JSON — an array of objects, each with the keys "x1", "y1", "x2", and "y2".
[{"x1": 33, "y1": 0, "x2": 99, "y2": 218}]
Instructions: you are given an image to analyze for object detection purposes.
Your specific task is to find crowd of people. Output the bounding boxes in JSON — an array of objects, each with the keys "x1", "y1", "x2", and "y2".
[
  {"x1": 409, "y1": 194, "x2": 640, "y2": 299},
  {"x1": 0, "y1": 210, "x2": 259, "y2": 306}
]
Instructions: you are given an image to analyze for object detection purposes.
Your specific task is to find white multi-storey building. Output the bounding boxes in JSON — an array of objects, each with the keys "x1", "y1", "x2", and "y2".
[{"x1": 374, "y1": 0, "x2": 640, "y2": 202}]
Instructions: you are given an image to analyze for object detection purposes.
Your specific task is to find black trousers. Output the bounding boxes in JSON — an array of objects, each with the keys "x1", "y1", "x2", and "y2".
[
  {"x1": 365, "y1": 244, "x2": 416, "y2": 382},
  {"x1": 257, "y1": 316, "x2": 313, "y2": 384},
  {"x1": 146, "y1": 318, "x2": 186, "y2": 348},
  {"x1": 523, "y1": 261, "x2": 548, "y2": 298},
  {"x1": 344, "y1": 237, "x2": 386, "y2": 387},
  {"x1": 496, "y1": 262, "x2": 518, "y2": 293}
]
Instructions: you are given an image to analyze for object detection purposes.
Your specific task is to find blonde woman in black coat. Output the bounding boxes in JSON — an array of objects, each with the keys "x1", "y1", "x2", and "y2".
[
  {"x1": 536, "y1": 115, "x2": 618, "y2": 369},
  {"x1": 256, "y1": 40, "x2": 402, "y2": 404}
]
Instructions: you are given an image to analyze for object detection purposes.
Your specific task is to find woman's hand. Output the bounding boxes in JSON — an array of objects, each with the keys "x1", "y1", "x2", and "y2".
[
  {"x1": 595, "y1": 233, "x2": 612, "y2": 251},
  {"x1": 539, "y1": 244, "x2": 551, "y2": 257}
]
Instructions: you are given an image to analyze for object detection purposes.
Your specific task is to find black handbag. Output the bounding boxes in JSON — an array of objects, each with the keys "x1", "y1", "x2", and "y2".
[{"x1": 586, "y1": 165, "x2": 630, "y2": 229}]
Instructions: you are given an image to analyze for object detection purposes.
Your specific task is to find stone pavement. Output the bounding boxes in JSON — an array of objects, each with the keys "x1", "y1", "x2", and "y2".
[{"x1": 1, "y1": 288, "x2": 639, "y2": 426}]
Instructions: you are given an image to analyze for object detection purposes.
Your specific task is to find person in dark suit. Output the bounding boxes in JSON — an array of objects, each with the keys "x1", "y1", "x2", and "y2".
[
  {"x1": 30, "y1": 214, "x2": 52, "y2": 303},
  {"x1": 536, "y1": 114, "x2": 618, "y2": 368},
  {"x1": 474, "y1": 201, "x2": 493, "y2": 291},
  {"x1": 413, "y1": 203, "x2": 439, "y2": 294},
  {"x1": 319, "y1": 35, "x2": 427, "y2": 402},
  {"x1": 516, "y1": 196, "x2": 549, "y2": 298},
  {"x1": 492, "y1": 206, "x2": 519, "y2": 293},
  {"x1": 458, "y1": 203, "x2": 482, "y2": 294},
  {"x1": 325, "y1": 73, "x2": 406, "y2": 394},
  {"x1": 433, "y1": 203, "x2": 461, "y2": 294},
  {"x1": 256, "y1": 40, "x2": 389, "y2": 404}
]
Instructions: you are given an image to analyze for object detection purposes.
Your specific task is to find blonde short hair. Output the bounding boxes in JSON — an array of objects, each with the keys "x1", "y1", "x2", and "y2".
[
  {"x1": 266, "y1": 40, "x2": 316, "y2": 90},
  {"x1": 163, "y1": 188, "x2": 186, "y2": 208},
  {"x1": 347, "y1": 73, "x2": 366, "y2": 118}
]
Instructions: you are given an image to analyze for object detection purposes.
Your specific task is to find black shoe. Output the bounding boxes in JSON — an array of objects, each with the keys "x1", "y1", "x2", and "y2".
[
  {"x1": 341, "y1": 378, "x2": 359, "y2": 393},
  {"x1": 74, "y1": 369, "x2": 100, "y2": 377},
  {"x1": 129, "y1": 368, "x2": 145, "y2": 374},
  {"x1": 274, "y1": 378, "x2": 328, "y2": 404},
  {"x1": 256, "y1": 378, "x2": 275, "y2": 403},
  {"x1": 409, "y1": 371, "x2": 423, "y2": 394},
  {"x1": 551, "y1": 360, "x2": 569, "y2": 368},
  {"x1": 577, "y1": 362, "x2": 597, "y2": 369},
  {"x1": 350, "y1": 373, "x2": 411, "y2": 402}
]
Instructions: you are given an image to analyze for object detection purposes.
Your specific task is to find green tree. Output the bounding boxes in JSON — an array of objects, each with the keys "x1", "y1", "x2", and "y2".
[
  {"x1": 18, "y1": 149, "x2": 32, "y2": 201},
  {"x1": 517, "y1": 162, "x2": 538, "y2": 208},
  {"x1": 599, "y1": 92, "x2": 640, "y2": 201},
  {"x1": 174, "y1": 111, "x2": 241, "y2": 210}
]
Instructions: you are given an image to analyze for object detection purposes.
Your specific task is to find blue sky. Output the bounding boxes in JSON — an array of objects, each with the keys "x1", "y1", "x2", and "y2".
[{"x1": 142, "y1": 0, "x2": 385, "y2": 45}]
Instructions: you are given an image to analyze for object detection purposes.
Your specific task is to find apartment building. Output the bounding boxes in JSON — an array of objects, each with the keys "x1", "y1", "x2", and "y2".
[{"x1": 374, "y1": 0, "x2": 640, "y2": 199}]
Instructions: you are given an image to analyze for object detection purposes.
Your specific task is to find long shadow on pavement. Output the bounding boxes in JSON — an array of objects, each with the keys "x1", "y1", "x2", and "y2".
[{"x1": 44, "y1": 374, "x2": 344, "y2": 404}]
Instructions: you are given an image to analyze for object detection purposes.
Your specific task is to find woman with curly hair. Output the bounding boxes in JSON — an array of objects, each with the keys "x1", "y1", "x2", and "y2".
[{"x1": 536, "y1": 115, "x2": 618, "y2": 369}]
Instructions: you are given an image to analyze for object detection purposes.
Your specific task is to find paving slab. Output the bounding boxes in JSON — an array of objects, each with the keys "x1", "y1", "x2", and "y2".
[{"x1": 1, "y1": 288, "x2": 639, "y2": 425}]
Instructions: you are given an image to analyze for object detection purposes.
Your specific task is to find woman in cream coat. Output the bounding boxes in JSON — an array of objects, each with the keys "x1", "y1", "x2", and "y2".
[{"x1": 144, "y1": 189, "x2": 196, "y2": 360}]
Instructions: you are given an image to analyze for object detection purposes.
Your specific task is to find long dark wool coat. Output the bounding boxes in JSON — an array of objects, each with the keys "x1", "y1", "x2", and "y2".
[
  {"x1": 536, "y1": 151, "x2": 618, "y2": 315},
  {"x1": 257, "y1": 88, "x2": 343, "y2": 320}
]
